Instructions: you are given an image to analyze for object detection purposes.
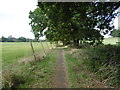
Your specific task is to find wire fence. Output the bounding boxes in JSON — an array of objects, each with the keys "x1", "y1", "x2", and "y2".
[
  {"x1": 30, "y1": 41, "x2": 53, "y2": 61},
  {"x1": 2, "y1": 41, "x2": 55, "y2": 67}
]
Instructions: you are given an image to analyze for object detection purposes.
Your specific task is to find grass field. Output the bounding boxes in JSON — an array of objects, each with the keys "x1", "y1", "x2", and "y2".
[
  {"x1": 2, "y1": 42, "x2": 51, "y2": 66},
  {"x1": 1, "y1": 37, "x2": 119, "y2": 66},
  {"x1": 2, "y1": 49, "x2": 57, "y2": 88},
  {"x1": 103, "y1": 37, "x2": 119, "y2": 45},
  {"x1": 1, "y1": 37, "x2": 120, "y2": 88},
  {"x1": 1, "y1": 42, "x2": 57, "y2": 88}
]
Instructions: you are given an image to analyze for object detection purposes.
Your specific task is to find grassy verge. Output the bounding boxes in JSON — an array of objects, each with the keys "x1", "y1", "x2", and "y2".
[
  {"x1": 65, "y1": 49, "x2": 103, "y2": 88},
  {"x1": 2, "y1": 49, "x2": 57, "y2": 88},
  {"x1": 65, "y1": 44, "x2": 120, "y2": 88},
  {"x1": 65, "y1": 53, "x2": 80, "y2": 88}
]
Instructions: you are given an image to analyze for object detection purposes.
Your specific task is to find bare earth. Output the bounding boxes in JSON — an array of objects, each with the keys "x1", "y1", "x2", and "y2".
[{"x1": 53, "y1": 49, "x2": 68, "y2": 88}]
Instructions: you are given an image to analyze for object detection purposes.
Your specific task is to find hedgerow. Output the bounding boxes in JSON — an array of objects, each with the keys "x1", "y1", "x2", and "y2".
[{"x1": 84, "y1": 45, "x2": 120, "y2": 87}]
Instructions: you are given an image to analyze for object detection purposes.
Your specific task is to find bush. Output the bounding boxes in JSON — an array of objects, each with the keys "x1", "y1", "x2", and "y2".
[{"x1": 84, "y1": 45, "x2": 120, "y2": 87}]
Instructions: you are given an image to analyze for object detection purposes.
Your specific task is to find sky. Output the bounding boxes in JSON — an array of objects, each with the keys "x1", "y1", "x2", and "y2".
[
  {"x1": 0, "y1": 0, "x2": 38, "y2": 39},
  {"x1": 0, "y1": 1, "x2": 119, "y2": 39}
]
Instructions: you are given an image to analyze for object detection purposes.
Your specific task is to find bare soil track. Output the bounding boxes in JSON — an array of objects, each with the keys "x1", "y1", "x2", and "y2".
[{"x1": 53, "y1": 49, "x2": 68, "y2": 88}]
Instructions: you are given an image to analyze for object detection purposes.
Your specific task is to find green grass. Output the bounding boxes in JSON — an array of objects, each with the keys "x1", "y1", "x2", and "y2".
[
  {"x1": 2, "y1": 49, "x2": 57, "y2": 88},
  {"x1": 2, "y1": 42, "x2": 51, "y2": 66},
  {"x1": 65, "y1": 50, "x2": 93, "y2": 88},
  {"x1": 65, "y1": 54, "x2": 79, "y2": 88},
  {"x1": 64, "y1": 49, "x2": 107, "y2": 88},
  {"x1": 1, "y1": 42, "x2": 57, "y2": 88},
  {"x1": 103, "y1": 37, "x2": 119, "y2": 45}
]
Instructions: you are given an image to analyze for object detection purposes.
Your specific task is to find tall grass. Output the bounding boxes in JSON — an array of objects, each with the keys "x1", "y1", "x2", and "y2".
[
  {"x1": 84, "y1": 45, "x2": 120, "y2": 87},
  {"x1": 2, "y1": 49, "x2": 57, "y2": 88},
  {"x1": 65, "y1": 49, "x2": 106, "y2": 88}
]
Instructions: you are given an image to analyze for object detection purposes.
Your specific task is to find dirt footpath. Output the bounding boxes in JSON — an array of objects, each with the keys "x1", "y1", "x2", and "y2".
[{"x1": 53, "y1": 49, "x2": 68, "y2": 88}]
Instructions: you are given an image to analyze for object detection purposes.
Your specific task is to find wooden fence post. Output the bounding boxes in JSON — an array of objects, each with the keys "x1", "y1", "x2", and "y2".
[
  {"x1": 39, "y1": 40, "x2": 46, "y2": 56},
  {"x1": 30, "y1": 41, "x2": 37, "y2": 61}
]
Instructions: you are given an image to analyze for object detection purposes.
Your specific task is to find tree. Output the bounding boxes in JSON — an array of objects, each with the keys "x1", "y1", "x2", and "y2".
[
  {"x1": 29, "y1": 8, "x2": 48, "y2": 40},
  {"x1": 18, "y1": 37, "x2": 27, "y2": 42},
  {"x1": 29, "y1": 2, "x2": 119, "y2": 48},
  {"x1": 0, "y1": 36, "x2": 37, "y2": 42},
  {"x1": 6, "y1": 35, "x2": 17, "y2": 42},
  {"x1": 1, "y1": 36, "x2": 7, "y2": 42},
  {"x1": 110, "y1": 29, "x2": 120, "y2": 37}
]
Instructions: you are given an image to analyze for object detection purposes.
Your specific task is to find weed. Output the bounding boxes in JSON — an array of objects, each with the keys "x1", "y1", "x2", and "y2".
[
  {"x1": 2, "y1": 70, "x2": 26, "y2": 88},
  {"x1": 84, "y1": 45, "x2": 120, "y2": 87}
]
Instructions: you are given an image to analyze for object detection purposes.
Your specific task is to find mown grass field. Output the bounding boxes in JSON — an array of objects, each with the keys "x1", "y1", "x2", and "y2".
[
  {"x1": 2, "y1": 42, "x2": 51, "y2": 66},
  {"x1": 103, "y1": 37, "x2": 119, "y2": 45}
]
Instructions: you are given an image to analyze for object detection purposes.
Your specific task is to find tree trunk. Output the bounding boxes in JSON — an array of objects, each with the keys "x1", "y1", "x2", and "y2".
[
  {"x1": 76, "y1": 39, "x2": 79, "y2": 47},
  {"x1": 73, "y1": 39, "x2": 79, "y2": 48},
  {"x1": 63, "y1": 40, "x2": 65, "y2": 46}
]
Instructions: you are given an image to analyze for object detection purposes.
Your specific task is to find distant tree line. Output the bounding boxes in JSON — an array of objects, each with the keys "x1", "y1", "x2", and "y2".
[{"x1": 0, "y1": 35, "x2": 44, "y2": 42}]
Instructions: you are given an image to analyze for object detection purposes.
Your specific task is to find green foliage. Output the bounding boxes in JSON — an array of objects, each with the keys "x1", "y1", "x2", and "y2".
[
  {"x1": 1, "y1": 36, "x2": 7, "y2": 42},
  {"x1": 18, "y1": 37, "x2": 27, "y2": 42},
  {"x1": 84, "y1": 45, "x2": 120, "y2": 87},
  {"x1": 110, "y1": 29, "x2": 120, "y2": 37},
  {"x1": 65, "y1": 50, "x2": 103, "y2": 88},
  {"x1": 0, "y1": 36, "x2": 37, "y2": 42},
  {"x1": 29, "y1": 2, "x2": 119, "y2": 47},
  {"x1": 29, "y1": 8, "x2": 47, "y2": 40}
]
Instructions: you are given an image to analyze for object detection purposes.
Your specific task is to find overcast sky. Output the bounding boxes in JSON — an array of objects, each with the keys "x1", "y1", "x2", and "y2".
[
  {"x1": 0, "y1": 0, "x2": 38, "y2": 39},
  {"x1": 0, "y1": 1, "x2": 119, "y2": 39}
]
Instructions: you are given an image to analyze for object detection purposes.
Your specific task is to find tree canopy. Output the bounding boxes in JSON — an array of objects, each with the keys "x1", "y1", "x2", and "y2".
[{"x1": 29, "y1": 2, "x2": 119, "y2": 47}]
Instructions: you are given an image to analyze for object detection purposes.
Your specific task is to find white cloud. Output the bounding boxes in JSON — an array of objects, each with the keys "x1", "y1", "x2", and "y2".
[{"x1": 0, "y1": 0, "x2": 37, "y2": 39}]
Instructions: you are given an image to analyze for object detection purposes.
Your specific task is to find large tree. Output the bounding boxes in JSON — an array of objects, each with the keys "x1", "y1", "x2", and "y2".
[{"x1": 29, "y1": 2, "x2": 119, "y2": 47}]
